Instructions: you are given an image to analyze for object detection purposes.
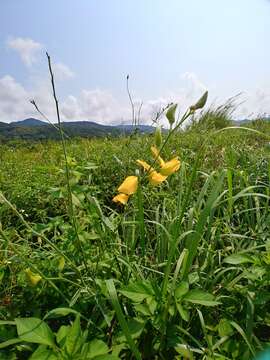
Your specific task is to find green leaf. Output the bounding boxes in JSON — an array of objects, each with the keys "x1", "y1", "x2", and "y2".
[
  {"x1": 29, "y1": 345, "x2": 58, "y2": 360},
  {"x1": 120, "y1": 281, "x2": 154, "y2": 303},
  {"x1": 72, "y1": 193, "x2": 82, "y2": 207},
  {"x1": 56, "y1": 325, "x2": 70, "y2": 347},
  {"x1": 0, "y1": 269, "x2": 5, "y2": 284},
  {"x1": 95, "y1": 356, "x2": 120, "y2": 360},
  {"x1": 94, "y1": 356, "x2": 120, "y2": 360},
  {"x1": 175, "y1": 344, "x2": 194, "y2": 359},
  {"x1": 183, "y1": 172, "x2": 225, "y2": 278},
  {"x1": 82, "y1": 339, "x2": 108, "y2": 359},
  {"x1": 44, "y1": 307, "x2": 79, "y2": 320},
  {"x1": 224, "y1": 254, "x2": 254, "y2": 265},
  {"x1": 15, "y1": 318, "x2": 55, "y2": 347},
  {"x1": 0, "y1": 338, "x2": 22, "y2": 349},
  {"x1": 106, "y1": 279, "x2": 141, "y2": 360},
  {"x1": 0, "y1": 320, "x2": 16, "y2": 325},
  {"x1": 117, "y1": 319, "x2": 145, "y2": 343},
  {"x1": 183, "y1": 290, "x2": 220, "y2": 306},
  {"x1": 64, "y1": 314, "x2": 82, "y2": 355},
  {"x1": 175, "y1": 281, "x2": 189, "y2": 299},
  {"x1": 134, "y1": 303, "x2": 152, "y2": 316},
  {"x1": 218, "y1": 319, "x2": 234, "y2": 337},
  {"x1": 176, "y1": 302, "x2": 190, "y2": 322}
]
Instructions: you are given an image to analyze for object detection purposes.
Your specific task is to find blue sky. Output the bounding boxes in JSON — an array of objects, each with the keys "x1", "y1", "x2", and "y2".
[{"x1": 0, "y1": 0, "x2": 269, "y2": 123}]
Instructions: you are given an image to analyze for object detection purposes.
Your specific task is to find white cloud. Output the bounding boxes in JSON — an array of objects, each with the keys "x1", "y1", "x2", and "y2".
[
  {"x1": 0, "y1": 66, "x2": 269, "y2": 125},
  {"x1": 7, "y1": 37, "x2": 43, "y2": 67},
  {"x1": 53, "y1": 62, "x2": 75, "y2": 81},
  {"x1": 0, "y1": 75, "x2": 32, "y2": 121},
  {"x1": 61, "y1": 89, "x2": 129, "y2": 123}
]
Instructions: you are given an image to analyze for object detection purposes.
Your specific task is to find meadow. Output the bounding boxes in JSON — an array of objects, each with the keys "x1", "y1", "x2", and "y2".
[{"x1": 0, "y1": 102, "x2": 270, "y2": 359}]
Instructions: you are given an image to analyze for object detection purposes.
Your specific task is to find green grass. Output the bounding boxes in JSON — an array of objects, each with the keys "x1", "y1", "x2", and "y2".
[{"x1": 0, "y1": 117, "x2": 270, "y2": 359}]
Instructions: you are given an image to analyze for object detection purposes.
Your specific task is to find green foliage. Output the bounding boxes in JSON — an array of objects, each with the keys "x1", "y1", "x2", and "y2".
[{"x1": 0, "y1": 116, "x2": 270, "y2": 358}]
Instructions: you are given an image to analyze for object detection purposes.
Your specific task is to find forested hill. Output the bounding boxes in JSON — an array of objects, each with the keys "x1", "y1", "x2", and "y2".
[{"x1": 0, "y1": 118, "x2": 155, "y2": 141}]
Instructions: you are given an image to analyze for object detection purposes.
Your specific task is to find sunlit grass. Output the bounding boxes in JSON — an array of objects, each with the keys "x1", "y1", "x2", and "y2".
[{"x1": 0, "y1": 106, "x2": 270, "y2": 359}]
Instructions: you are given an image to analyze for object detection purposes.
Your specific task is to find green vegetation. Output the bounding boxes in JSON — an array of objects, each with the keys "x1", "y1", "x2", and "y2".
[
  {"x1": 0, "y1": 103, "x2": 270, "y2": 359},
  {"x1": 0, "y1": 119, "x2": 154, "y2": 142}
]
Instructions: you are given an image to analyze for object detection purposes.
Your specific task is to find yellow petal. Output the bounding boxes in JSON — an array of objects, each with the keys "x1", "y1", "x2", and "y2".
[
  {"x1": 58, "y1": 256, "x2": 65, "y2": 271},
  {"x1": 25, "y1": 268, "x2": 42, "y2": 286},
  {"x1": 112, "y1": 193, "x2": 129, "y2": 205},
  {"x1": 117, "y1": 176, "x2": 138, "y2": 195},
  {"x1": 160, "y1": 157, "x2": 181, "y2": 176},
  {"x1": 151, "y1": 146, "x2": 165, "y2": 166},
  {"x1": 148, "y1": 171, "x2": 167, "y2": 186},
  {"x1": 136, "y1": 159, "x2": 152, "y2": 172}
]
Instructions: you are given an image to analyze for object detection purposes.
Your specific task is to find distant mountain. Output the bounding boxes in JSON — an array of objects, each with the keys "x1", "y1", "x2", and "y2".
[
  {"x1": 0, "y1": 122, "x2": 11, "y2": 129},
  {"x1": 0, "y1": 118, "x2": 155, "y2": 141},
  {"x1": 116, "y1": 124, "x2": 155, "y2": 133},
  {"x1": 13, "y1": 118, "x2": 48, "y2": 126}
]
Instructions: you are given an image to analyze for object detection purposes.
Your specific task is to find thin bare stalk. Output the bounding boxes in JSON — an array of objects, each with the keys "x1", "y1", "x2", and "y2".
[
  {"x1": 46, "y1": 52, "x2": 89, "y2": 275},
  {"x1": 30, "y1": 99, "x2": 70, "y2": 139},
  {"x1": 126, "y1": 74, "x2": 135, "y2": 127}
]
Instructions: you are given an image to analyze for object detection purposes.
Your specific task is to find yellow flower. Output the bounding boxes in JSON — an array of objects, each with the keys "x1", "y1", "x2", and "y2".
[
  {"x1": 112, "y1": 193, "x2": 129, "y2": 205},
  {"x1": 148, "y1": 170, "x2": 167, "y2": 186},
  {"x1": 136, "y1": 159, "x2": 152, "y2": 172},
  {"x1": 117, "y1": 176, "x2": 138, "y2": 195},
  {"x1": 25, "y1": 268, "x2": 42, "y2": 286},
  {"x1": 151, "y1": 146, "x2": 165, "y2": 166},
  {"x1": 58, "y1": 256, "x2": 65, "y2": 272},
  {"x1": 160, "y1": 157, "x2": 180, "y2": 176},
  {"x1": 138, "y1": 146, "x2": 180, "y2": 178}
]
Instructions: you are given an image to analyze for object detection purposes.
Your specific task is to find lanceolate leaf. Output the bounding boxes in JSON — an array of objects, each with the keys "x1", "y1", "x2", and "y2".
[
  {"x1": 15, "y1": 318, "x2": 55, "y2": 347},
  {"x1": 106, "y1": 279, "x2": 141, "y2": 360},
  {"x1": 224, "y1": 254, "x2": 254, "y2": 265},
  {"x1": 29, "y1": 345, "x2": 58, "y2": 360},
  {"x1": 64, "y1": 314, "x2": 82, "y2": 355},
  {"x1": 120, "y1": 281, "x2": 154, "y2": 303},
  {"x1": 183, "y1": 290, "x2": 220, "y2": 306}
]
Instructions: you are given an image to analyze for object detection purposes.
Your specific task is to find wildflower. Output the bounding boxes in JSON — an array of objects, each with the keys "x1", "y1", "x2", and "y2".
[
  {"x1": 112, "y1": 193, "x2": 129, "y2": 205},
  {"x1": 113, "y1": 176, "x2": 138, "y2": 205},
  {"x1": 159, "y1": 157, "x2": 180, "y2": 176},
  {"x1": 137, "y1": 145, "x2": 180, "y2": 185},
  {"x1": 117, "y1": 176, "x2": 138, "y2": 195},
  {"x1": 151, "y1": 146, "x2": 165, "y2": 166},
  {"x1": 151, "y1": 146, "x2": 180, "y2": 175},
  {"x1": 25, "y1": 268, "x2": 42, "y2": 286},
  {"x1": 148, "y1": 170, "x2": 167, "y2": 185},
  {"x1": 136, "y1": 160, "x2": 153, "y2": 172}
]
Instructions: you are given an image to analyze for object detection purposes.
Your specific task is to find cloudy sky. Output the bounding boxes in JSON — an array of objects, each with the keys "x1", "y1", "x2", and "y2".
[{"x1": 0, "y1": 0, "x2": 269, "y2": 124}]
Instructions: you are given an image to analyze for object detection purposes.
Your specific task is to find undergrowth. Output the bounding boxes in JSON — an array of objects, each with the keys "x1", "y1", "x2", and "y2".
[{"x1": 0, "y1": 68, "x2": 270, "y2": 359}]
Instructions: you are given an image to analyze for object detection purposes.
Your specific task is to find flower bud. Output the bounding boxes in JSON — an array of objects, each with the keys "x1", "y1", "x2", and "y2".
[
  {"x1": 190, "y1": 91, "x2": 208, "y2": 112},
  {"x1": 166, "y1": 104, "x2": 177, "y2": 126},
  {"x1": 154, "y1": 126, "x2": 162, "y2": 148}
]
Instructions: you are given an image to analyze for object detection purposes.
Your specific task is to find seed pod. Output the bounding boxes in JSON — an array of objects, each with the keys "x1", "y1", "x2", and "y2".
[
  {"x1": 190, "y1": 91, "x2": 208, "y2": 112},
  {"x1": 166, "y1": 104, "x2": 177, "y2": 126},
  {"x1": 154, "y1": 126, "x2": 162, "y2": 148}
]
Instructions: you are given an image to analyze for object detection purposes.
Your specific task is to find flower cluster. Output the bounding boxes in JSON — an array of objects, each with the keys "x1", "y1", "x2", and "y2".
[{"x1": 112, "y1": 146, "x2": 180, "y2": 205}]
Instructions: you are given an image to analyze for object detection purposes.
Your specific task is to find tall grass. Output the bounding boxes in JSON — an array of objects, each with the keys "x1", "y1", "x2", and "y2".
[{"x1": 0, "y1": 64, "x2": 270, "y2": 358}]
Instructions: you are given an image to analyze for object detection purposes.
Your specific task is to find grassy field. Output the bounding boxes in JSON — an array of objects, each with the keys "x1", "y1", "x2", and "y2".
[{"x1": 0, "y1": 109, "x2": 270, "y2": 359}]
